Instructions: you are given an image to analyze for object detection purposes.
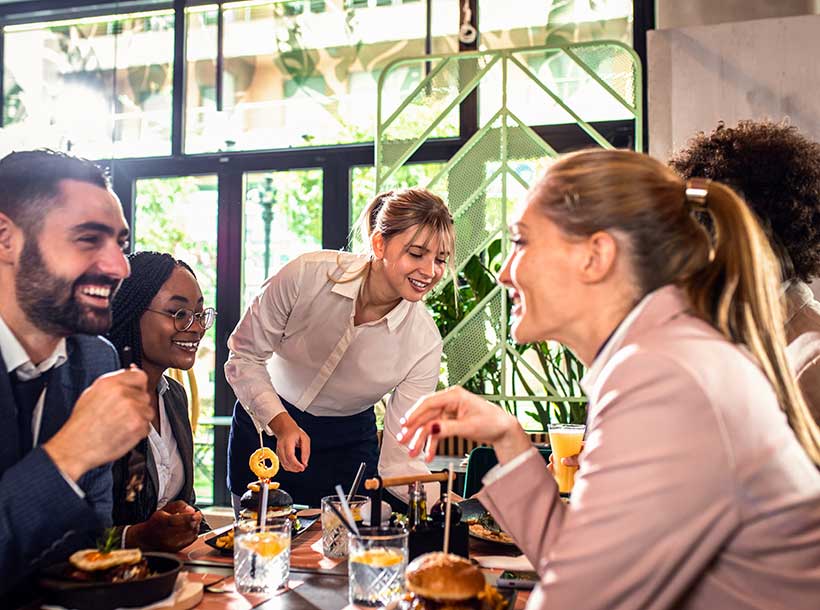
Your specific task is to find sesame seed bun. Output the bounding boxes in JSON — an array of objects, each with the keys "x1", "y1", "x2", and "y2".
[{"x1": 405, "y1": 552, "x2": 485, "y2": 601}]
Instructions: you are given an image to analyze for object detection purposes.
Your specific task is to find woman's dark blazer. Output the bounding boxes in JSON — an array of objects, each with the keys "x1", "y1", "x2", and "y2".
[{"x1": 112, "y1": 376, "x2": 209, "y2": 534}]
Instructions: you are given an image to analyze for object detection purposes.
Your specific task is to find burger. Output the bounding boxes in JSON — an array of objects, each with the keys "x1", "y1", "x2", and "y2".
[
  {"x1": 397, "y1": 552, "x2": 507, "y2": 610},
  {"x1": 66, "y1": 548, "x2": 150, "y2": 583},
  {"x1": 239, "y1": 482, "x2": 294, "y2": 521}
]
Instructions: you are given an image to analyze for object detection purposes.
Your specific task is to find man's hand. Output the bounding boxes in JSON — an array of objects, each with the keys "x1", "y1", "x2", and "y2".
[
  {"x1": 125, "y1": 501, "x2": 202, "y2": 552},
  {"x1": 44, "y1": 368, "x2": 153, "y2": 481},
  {"x1": 268, "y1": 412, "x2": 311, "y2": 472}
]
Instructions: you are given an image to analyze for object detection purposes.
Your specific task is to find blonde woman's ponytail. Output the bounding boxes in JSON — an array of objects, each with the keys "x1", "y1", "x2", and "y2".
[{"x1": 686, "y1": 180, "x2": 820, "y2": 466}]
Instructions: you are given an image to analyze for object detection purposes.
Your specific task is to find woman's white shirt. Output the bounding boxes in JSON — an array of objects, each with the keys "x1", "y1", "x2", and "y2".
[
  {"x1": 225, "y1": 250, "x2": 443, "y2": 489},
  {"x1": 147, "y1": 376, "x2": 185, "y2": 510}
]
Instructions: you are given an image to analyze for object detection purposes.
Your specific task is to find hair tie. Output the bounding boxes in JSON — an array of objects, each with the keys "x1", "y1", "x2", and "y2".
[{"x1": 685, "y1": 178, "x2": 711, "y2": 211}]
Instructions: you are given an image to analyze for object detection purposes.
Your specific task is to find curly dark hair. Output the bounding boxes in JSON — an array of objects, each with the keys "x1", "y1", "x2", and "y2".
[
  {"x1": 107, "y1": 251, "x2": 194, "y2": 367},
  {"x1": 669, "y1": 120, "x2": 820, "y2": 282}
]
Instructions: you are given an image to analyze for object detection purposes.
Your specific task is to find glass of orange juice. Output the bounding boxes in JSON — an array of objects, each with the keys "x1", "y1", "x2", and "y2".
[
  {"x1": 234, "y1": 520, "x2": 291, "y2": 593},
  {"x1": 348, "y1": 527, "x2": 408, "y2": 606},
  {"x1": 548, "y1": 423, "x2": 585, "y2": 494}
]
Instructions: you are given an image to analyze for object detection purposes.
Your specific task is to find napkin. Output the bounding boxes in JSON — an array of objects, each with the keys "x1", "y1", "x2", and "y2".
[{"x1": 474, "y1": 554, "x2": 534, "y2": 571}]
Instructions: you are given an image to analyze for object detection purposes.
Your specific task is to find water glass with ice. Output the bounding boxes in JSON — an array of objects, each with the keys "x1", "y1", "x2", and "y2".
[
  {"x1": 348, "y1": 527, "x2": 408, "y2": 607},
  {"x1": 320, "y1": 494, "x2": 368, "y2": 558},
  {"x1": 234, "y1": 520, "x2": 291, "y2": 594}
]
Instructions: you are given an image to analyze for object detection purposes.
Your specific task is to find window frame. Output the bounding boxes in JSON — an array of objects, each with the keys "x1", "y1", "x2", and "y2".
[{"x1": 1, "y1": 0, "x2": 654, "y2": 505}]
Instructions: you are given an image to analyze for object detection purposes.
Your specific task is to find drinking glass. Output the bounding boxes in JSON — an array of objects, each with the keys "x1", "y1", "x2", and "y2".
[
  {"x1": 234, "y1": 520, "x2": 291, "y2": 593},
  {"x1": 320, "y1": 495, "x2": 368, "y2": 558},
  {"x1": 348, "y1": 527, "x2": 408, "y2": 606},
  {"x1": 548, "y1": 423, "x2": 586, "y2": 494}
]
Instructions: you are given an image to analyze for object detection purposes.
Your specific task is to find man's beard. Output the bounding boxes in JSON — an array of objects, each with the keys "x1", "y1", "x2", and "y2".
[{"x1": 16, "y1": 237, "x2": 118, "y2": 336}]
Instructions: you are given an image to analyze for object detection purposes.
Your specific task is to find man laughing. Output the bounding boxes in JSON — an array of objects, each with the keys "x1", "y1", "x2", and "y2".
[{"x1": 0, "y1": 150, "x2": 154, "y2": 602}]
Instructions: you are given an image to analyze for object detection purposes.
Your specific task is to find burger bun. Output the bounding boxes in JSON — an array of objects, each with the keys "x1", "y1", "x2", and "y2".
[{"x1": 406, "y1": 552, "x2": 485, "y2": 601}]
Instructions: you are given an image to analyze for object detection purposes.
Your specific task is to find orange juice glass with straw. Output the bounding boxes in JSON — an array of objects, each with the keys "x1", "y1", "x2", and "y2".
[{"x1": 548, "y1": 424, "x2": 585, "y2": 494}]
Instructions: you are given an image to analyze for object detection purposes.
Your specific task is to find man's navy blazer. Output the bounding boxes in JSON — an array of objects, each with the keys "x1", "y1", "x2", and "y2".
[{"x1": 0, "y1": 334, "x2": 119, "y2": 595}]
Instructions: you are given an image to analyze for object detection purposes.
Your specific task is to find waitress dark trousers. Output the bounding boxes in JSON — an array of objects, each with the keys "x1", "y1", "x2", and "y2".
[{"x1": 228, "y1": 397, "x2": 380, "y2": 509}]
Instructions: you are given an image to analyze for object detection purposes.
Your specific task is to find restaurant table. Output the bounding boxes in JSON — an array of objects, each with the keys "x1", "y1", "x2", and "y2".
[
  {"x1": 32, "y1": 520, "x2": 529, "y2": 610},
  {"x1": 175, "y1": 519, "x2": 530, "y2": 610}
]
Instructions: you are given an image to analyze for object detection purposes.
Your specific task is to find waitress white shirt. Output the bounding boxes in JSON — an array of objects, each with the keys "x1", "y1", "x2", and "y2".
[{"x1": 225, "y1": 250, "x2": 443, "y2": 490}]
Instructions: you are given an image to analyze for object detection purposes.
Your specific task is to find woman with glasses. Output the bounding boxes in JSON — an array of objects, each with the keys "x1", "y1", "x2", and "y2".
[
  {"x1": 226, "y1": 188, "x2": 454, "y2": 509},
  {"x1": 106, "y1": 251, "x2": 217, "y2": 551}
]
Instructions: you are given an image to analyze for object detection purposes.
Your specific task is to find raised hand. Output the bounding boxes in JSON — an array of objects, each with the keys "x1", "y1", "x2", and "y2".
[
  {"x1": 397, "y1": 386, "x2": 532, "y2": 464},
  {"x1": 44, "y1": 368, "x2": 152, "y2": 482}
]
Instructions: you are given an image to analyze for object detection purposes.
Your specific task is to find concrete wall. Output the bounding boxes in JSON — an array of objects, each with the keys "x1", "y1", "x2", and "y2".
[
  {"x1": 647, "y1": 14, "x2": 820, "y2": 162},
  {"x1": 648, "y1": 12, "x2": 820, "y2": 295},
  {"x1": 656, "y1": 0, "x2": 819, "y2": 29}
]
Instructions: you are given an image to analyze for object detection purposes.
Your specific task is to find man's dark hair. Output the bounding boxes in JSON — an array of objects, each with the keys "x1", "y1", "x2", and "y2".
[
  {"x1": 0, "y1": 149, "x2": 110, "y2": 235},
  {"x1": 669, "y1": 120, "x2": 820, "y2": 282}
]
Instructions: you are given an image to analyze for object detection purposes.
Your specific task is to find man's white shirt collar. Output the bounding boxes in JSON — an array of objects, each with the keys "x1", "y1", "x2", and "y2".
[{"x1": 0, "y1": 314, "x2": 67, "y2": 380}]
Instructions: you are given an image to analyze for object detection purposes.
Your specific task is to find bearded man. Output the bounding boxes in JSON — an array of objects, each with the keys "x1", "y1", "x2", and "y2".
[{"x1": 0, "y1": 150, "x2": 154, "y2": 601}]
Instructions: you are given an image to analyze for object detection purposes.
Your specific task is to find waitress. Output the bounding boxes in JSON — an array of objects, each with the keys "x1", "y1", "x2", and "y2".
[{"x1": 225, "y1": 187, "x2": 454, "y2": 510}]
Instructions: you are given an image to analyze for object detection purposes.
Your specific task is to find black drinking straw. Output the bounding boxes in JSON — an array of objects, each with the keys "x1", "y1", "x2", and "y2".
[{"x1": 122, "y1": 347, "x2": 146, "y2": 503}]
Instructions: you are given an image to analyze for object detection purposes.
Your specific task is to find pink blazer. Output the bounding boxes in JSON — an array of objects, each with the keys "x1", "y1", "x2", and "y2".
[{"x1": 479, "y1": 285, "x2": 820, "y2": 610}]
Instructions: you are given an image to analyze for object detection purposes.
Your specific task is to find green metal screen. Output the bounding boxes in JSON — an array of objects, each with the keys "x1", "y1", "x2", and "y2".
[{"x1": 375, "y1": 41, "x2": 643, "y2": 428}]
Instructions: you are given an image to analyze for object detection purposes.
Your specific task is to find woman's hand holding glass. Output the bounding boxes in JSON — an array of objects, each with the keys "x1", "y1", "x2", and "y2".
[
  {"x1": 547, "y1": 443, "x2": 584, "y2": 474},
  {"x1": 397, "y1": 386, "x2": 532, "y2": 465}
]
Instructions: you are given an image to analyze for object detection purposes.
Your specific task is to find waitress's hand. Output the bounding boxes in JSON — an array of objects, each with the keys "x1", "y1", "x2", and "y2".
[
  {"x1": 269, "y1": 412, "x2": 311, "y2": 472},
  {"x1": 397, "y1": 386, "x2": 531, "y2": 465}
]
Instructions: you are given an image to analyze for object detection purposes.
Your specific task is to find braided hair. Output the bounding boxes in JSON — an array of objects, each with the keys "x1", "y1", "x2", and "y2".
[{"x1": 107, "y1": 251, "x2": 195, "y2": 367}]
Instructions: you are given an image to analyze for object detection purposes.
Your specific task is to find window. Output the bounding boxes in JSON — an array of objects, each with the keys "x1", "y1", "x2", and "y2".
[
  {"x1": 478, "y1": 0, "x2": 634, "y2": 126},
  {"x1": 241, "y1": 168, "x2": 324, "y2": 310},
  {"x1": 184, "y1": 0, "x2": 459, "y2": 153},
  {"x1": 2, "y1": 9, "x2": 175, "y2": 158},
  {"x1": 134, "y1": 175, "x2": 219, "y2": 503}
]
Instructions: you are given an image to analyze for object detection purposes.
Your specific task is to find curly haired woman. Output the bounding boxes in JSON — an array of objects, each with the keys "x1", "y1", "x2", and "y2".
[{"x1": 670, "y1": 120, "x2": 820, "y2": 425}]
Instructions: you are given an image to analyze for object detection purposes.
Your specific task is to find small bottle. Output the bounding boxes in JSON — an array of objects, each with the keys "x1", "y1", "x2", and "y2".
[
  {"x1": 406, "y1": 482, "x2": 429, "y2": 531},
  {"x1": 430, "y1": 487, "x2": 462, "y2": 525}
]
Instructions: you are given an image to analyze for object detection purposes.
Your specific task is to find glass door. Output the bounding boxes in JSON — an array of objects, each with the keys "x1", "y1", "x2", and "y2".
[
  {"x1": 241, "y1": 168, "x2": 323, "y2": 311},
  {"x1": 133, "y1": 174, "x2": 219, "y2": 504}
]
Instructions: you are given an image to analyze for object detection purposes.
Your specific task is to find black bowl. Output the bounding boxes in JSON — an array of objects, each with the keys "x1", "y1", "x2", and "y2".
[{"x1": 38, "y1": 552, "x2": 182, "y2": 610}]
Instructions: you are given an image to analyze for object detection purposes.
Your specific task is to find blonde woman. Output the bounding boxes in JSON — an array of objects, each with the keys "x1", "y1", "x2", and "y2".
[
  {"x1": 226, "y1": 188, "x2": 453, "y2": 509},
  {"x1": 399, "y1": 150, "x2": 820, "y2": 609}
]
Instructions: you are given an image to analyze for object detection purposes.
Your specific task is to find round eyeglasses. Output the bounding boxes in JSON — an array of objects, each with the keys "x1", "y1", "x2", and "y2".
[{"x1": 146, "y1": 307, "x2": 217, "y2": 332}]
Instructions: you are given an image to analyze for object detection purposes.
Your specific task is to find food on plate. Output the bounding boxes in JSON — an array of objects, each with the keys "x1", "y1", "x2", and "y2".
[
  {"x1": 249, "y1": 447, "x2": 279, "y2": 479},
  {"x1": 466, "y1": 523, "x2": 514, "y2": 545},
  {"x1": 66, "y1": 549, "x2": 150, "y2": 583},
  {"x1": 464, "y1": 512, "x2": 514, "y2": 545},
  {"x1": 214, "y1": 529, "x2": 235, "y2": 549},
  {"x1": 396, "y1": 552, "x2": 508, "y2": 610},
  {"x1": 247, "y1": 480, "x2": 280, "y2": 492},
  {"x1": 240, "y1": 486, "x2": 294, "y2": 520}
]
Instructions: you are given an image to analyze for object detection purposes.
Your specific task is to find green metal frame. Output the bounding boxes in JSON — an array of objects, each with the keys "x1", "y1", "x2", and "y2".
[{"x1": 375, "y1": 41, "x2": 643, "y2": 422}]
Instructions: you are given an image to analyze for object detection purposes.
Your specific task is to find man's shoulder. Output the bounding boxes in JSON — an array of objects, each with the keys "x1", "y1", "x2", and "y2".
[{"x1": 67, "y1": 334, "x2": 119, "y2": 372}]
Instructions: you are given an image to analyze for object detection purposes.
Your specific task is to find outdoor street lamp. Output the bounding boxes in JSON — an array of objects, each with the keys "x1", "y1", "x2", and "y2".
[{"x1": 259, "y1": 176, "x2": 277, "y2": 279}]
